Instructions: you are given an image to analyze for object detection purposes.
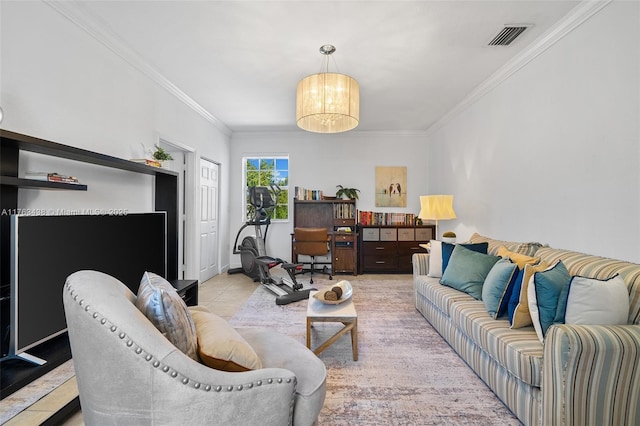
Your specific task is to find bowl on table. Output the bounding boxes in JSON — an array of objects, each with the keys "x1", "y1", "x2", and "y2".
[{"x1": 313, "y1": 280, "x2": 353, "y2": 305}]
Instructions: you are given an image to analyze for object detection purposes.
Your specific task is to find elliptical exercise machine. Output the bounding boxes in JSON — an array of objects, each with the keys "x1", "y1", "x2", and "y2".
[{"x1": 229, "y1": 184, "x2": 315, "y2": 305}]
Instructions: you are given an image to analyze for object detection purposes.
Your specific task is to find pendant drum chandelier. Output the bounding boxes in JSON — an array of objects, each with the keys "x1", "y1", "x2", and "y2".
[{"x1": 296, "y1": 45, "x2": 359, "y2": 133}]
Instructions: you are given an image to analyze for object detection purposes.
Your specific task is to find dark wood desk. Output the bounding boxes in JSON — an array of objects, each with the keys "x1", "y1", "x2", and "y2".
[
  {"x1": 291, "y1": 232, "x2": 358, "y2": 276},
  {"x1": 292, "y1": 198, "x2": 358, "y2": 276}
]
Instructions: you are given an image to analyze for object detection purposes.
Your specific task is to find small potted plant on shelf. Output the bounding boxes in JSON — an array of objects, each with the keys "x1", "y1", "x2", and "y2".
[
  {"x1": 151, "y1": 145, "x2": 173, "y2": 168},
  {"x1": 442, "y1": 231, "x2": 457, "y2": 243},
  {"x1": 335, "y1": 185, "x2": 360, "y2": 200}
]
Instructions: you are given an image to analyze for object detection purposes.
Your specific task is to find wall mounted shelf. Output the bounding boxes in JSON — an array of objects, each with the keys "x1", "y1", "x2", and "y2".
[
  {"x1": 0, "y1": 176, "x2": 88, "y2": 191},
  {"x1": 0, "y1": 128, "x2": 179, "y2": 399}
]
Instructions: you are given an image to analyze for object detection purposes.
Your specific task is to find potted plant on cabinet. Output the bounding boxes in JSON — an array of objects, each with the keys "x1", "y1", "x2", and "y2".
[
  {"x1": 151, "y1": 145, "x2": 173, "y2": 168},
  {"x1": 335, "y1": 185, "x2": 360, "y2": 200},
  {"x1": 442, "y1": 231, "x2": 457, "y2": 243}
]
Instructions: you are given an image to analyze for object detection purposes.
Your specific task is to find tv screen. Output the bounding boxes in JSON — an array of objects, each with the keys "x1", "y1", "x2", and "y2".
[{"x1": 9, "y1": 213, "x2": 166, "y2": 358}]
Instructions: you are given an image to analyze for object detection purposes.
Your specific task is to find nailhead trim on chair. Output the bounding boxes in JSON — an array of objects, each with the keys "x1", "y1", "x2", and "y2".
[{"x1": 65, "y1": 282, "x2": 297, "y2": 393}]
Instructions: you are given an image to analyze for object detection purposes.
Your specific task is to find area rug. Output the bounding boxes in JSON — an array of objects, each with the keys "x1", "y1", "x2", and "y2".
[{"x1": 229, "y1": 277, "x2": 521, "y2": 425}]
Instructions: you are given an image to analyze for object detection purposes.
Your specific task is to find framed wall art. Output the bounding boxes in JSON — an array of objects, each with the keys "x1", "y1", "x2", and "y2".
[{"x1": 375, "y1": 166, "x2": 407, "y2": 207}]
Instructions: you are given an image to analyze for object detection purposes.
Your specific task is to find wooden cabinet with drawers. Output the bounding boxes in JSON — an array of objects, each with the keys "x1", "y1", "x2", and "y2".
[
  {"x1": 332, "y1": 232, "x2": 358, "y2": 274},
  {"x1": 358, "y1": 225, "x2": 435, "y2": 273}
]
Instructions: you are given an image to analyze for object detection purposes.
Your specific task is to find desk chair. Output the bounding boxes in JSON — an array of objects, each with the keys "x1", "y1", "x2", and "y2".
[{"x1": 292, "y1": 227, "x2": 332, "y2": 284}]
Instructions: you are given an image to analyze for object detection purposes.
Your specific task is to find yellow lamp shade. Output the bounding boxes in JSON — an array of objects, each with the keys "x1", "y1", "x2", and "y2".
[{"x1": 419, "y1": 195, "x2": 457, "y2": 221}]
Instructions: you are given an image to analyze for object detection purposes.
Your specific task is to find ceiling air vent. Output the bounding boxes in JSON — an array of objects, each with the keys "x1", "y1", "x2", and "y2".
[{"x1": 488, "y1": 25, "x2": 530, "y2": 46}]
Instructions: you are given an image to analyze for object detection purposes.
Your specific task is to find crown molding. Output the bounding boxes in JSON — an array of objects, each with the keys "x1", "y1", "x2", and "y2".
[
  {"x1": 44, "y1": 0, "x2": 232, "y2": 137},
  {"x1": 425, "y1": 0, "x2": 612, "y2": 137},
  {"x1": 231, "y1": 128, "x2": 429, "y2": 139}
]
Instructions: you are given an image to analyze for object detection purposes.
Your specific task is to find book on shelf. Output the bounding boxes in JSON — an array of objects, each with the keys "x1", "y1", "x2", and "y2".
[
  {"x1": 294, "y1": 186, "x2": 323, "y2": 201},
  {"x1": 358, "y1": 210, "x2": 416, "y2": 226},
  {"x1": 129, "y1": 158, "x2": 162, "y2": 167},
  {"x1": 333, "y1": 202, "x2": 355, "y2": 219},
  {"x1": 24, "y1": 172, "x2": 81, "y2": 184}
]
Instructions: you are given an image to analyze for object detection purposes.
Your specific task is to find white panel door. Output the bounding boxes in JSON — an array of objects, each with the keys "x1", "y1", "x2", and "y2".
[{"x1": 199, "y1": 158, "x2": 219, "y2": 282}]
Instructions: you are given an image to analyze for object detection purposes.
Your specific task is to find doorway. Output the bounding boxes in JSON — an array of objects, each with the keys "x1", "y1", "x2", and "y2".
[
  {"x1": 199, "y1": 158, "x2": 220, "y2": 282},
  {"x1": 158, "y1": 138, "x2": 195, "y2": 280}
]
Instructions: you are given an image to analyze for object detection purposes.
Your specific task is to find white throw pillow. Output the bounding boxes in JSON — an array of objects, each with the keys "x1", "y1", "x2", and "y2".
[
  {"x1": 427, "y1": 240, "x2": 443, "y2": 278},
  {"x1": 527, "y1": 274, "x2": 543, "y2": 342},
  {"x1": 565, "y1": 275, "x2": 629, "y2": 325}
]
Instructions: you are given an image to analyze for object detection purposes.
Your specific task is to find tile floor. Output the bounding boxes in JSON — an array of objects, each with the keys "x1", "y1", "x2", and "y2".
[{"x1": 4, "y1": 271, "x2": 408, "y2": 425}]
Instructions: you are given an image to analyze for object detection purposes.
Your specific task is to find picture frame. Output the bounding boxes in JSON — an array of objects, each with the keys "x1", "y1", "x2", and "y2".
[{"x1": 375, "y1": 166, "x2": 407, "y2": 207}]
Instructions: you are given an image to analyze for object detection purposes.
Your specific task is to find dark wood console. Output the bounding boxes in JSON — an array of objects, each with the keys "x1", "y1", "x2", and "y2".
[{"x1": 358, "y1": 225, "x2": 435, "y2": 273}]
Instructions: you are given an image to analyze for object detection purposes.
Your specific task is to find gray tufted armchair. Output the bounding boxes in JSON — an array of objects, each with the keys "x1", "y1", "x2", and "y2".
[{"x1": 63, "y1": 270, "x2": 326, "y2": 425}]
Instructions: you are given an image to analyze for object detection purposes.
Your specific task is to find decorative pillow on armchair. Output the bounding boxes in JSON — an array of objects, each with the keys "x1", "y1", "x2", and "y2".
[
  {"x1": 440, "y1": 244, "x2": 500, "y2": 300},
  {"x1": 189, "y1": 308, "x2": 263, "y2": 372},
  {"x1": 136, "y1": 271, "x2": 198, "y2": 361}
]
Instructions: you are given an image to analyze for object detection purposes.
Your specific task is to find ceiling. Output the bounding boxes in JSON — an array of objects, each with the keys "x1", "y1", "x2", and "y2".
[{"x1": 63, "y1": 1, "x2": 581, "y2": 134}]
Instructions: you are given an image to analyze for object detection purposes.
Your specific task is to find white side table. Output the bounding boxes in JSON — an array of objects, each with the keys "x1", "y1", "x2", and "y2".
[{"x1": 306, "y1": 291, "x2": 358, "y2": 361}]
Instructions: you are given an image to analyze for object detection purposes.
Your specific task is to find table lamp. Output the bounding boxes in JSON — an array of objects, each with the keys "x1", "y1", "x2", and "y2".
[{"x1": 418, "y1": 195, "x2": 457, "y2": 241}]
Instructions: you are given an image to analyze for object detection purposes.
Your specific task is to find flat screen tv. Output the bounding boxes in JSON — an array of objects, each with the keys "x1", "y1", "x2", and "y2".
[{"x1": 8, "y1": 213, "x2": 166, "y2": 364}]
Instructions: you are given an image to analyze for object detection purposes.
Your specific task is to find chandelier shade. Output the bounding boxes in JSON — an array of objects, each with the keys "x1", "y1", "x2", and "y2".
[
  {"x1": 296, "y1": 72, "x2": 359, "y2": 133},
  {"x1": 296, "y1": 45, "x2": 359, "y2": 133}
]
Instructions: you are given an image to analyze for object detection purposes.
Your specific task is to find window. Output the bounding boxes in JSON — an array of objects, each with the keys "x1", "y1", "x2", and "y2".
[{"x1": 243, "y1": 156, "x2": 289, "y2": 221}]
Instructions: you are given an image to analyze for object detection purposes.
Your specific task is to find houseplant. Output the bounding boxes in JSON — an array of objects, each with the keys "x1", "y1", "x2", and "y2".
[
  {"x1": 442, "y1": 231, "x2": 456, "y2": 243},
  {"x1": 335, "y1": 185, "x2": 360, "y2": 200},
  {"x1": 152, "y1": 145, "x2": 173, "y2": 162}
]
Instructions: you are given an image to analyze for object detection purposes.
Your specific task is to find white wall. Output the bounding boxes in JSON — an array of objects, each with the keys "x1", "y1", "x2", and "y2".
[
  {"x1": 5, "y1": 0, "x2": 637, "y2": 273},
  {"x1": 0, "y1": 1, "x2": 232, "y2": 277},
  {"x1": 427, "y1": 1, "x2": 640, "y2": 262},
  {"x1": 229, "y1": 131, "x2": 429, "y2": 266}
]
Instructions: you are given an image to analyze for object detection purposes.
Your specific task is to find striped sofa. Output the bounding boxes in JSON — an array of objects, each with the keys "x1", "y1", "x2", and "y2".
[{"x1": 412, "y1": 234, "x2": 640, "y2": 425}]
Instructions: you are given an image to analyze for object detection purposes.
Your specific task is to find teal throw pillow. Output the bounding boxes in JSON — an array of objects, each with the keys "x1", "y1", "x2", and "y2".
[
  {"x1": 442, "y1": 242, "x2": 488, "y2": 273},
  {"x1": 440, "y1": 244, "x2": 500, "y2": 300},
  {"x1": 482, "y1": 258, "x2": 519, "y2": 319},
  {"x1": 529, "y1": 261, "x2": 571, "y2": 341}
]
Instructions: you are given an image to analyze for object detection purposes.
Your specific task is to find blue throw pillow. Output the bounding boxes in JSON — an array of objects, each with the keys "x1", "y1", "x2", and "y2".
[
  {"x1": 440, "y1": 244, "x2": 500, "y2": 300},
  {"x1": 530, "y1": 261, "x2": 571, "y2": 341},
  {"x1": 482, "y1": 258, "x2": 519, "y2": 319},
  {"x1": 507, "y1": 268, "x2": 525, "y2": 323},
  {"x1": 554, "y1": 279, "x2": 571, "y2": 325},
  {"x1": 442, "y1": 242, "x2": 488, "y2": 273}
]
